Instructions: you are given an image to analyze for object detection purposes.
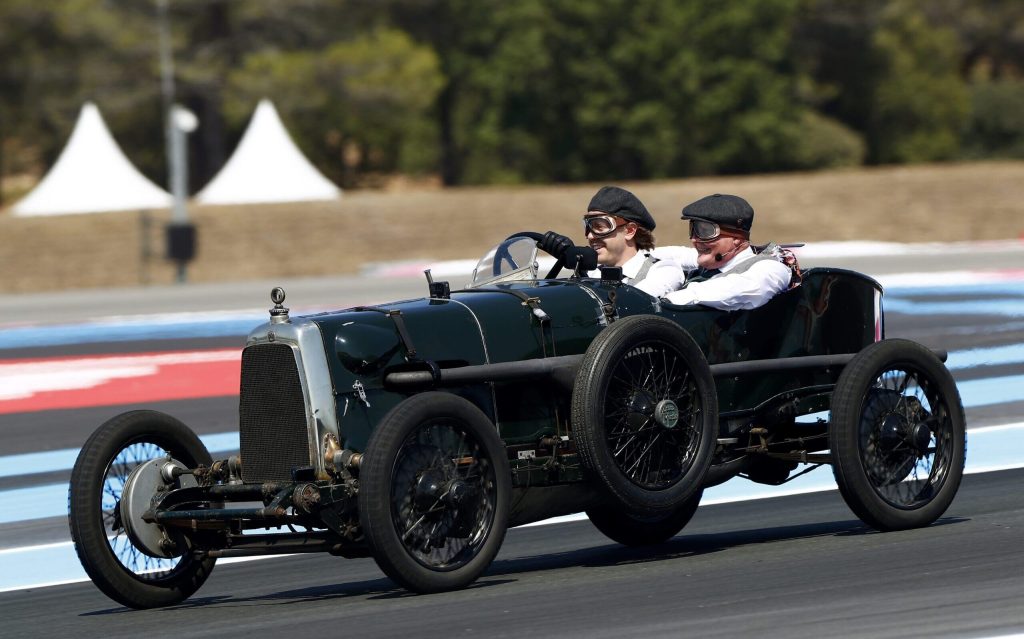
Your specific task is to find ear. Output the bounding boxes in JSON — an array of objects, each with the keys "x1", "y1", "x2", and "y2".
[{"x1": 623, "y1": 222, "x2": 638, "y2": 241}]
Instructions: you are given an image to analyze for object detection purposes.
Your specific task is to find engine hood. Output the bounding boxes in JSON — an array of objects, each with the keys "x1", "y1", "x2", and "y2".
[{"x1": 310, "y1": 278, "x2": 626, "y2": 382}]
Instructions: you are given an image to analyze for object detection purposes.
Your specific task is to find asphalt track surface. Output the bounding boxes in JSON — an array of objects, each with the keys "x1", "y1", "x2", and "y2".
[{"x1": 2, "y1": 245, "x2": 1023, "y2": 638}]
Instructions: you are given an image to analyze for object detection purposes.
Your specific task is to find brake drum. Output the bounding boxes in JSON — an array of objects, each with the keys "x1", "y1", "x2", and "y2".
[{"x1": 120, "y1": 457, "x2": 197, "y2": 558}]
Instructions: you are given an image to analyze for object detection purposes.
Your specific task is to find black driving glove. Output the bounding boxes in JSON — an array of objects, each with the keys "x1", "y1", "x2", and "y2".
[{"x1": 538, "y1": 231, "x2": 574, "y2": 259}]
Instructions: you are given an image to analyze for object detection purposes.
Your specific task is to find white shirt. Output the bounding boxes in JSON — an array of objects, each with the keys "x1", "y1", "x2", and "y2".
[
  {"x1": 588, "y1": 251, "x2": 684, "y2": 298},
  {"x1": 653, "y1": 245, "x2": 791, "y2": 310}
]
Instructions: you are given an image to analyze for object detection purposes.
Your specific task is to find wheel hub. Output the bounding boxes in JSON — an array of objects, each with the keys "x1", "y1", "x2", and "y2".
[
  {"x1": 653, "y1": 399, "x2": 680, "y2": 429},
  {"x1": 444, "y1": 479, "x2": 476, "y2": 506},
  {"x1": 413, "y1": 469, "x2": 446, "y2": 509},
  {"x1": 626, "y1": 390, "x2": 657, "y2": 429},
  {"x1": 878, "y1": 414, "x2": 908, "y2": 449},
  {"x1": 121, "y1": 457, "x2": 196, "y2": 558},
  {"x1": 908, "y1": 422, "x2": 932, "y2": 452}
]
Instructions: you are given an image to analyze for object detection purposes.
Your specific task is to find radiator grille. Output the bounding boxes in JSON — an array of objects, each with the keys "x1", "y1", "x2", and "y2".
[{"x1": 239, "y1": 343, "x2": 311, "y2": 482}]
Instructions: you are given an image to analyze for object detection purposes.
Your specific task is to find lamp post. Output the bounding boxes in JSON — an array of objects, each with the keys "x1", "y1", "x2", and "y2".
[{"x1": 157, "y1": 0, "x2": 198, "y2": 283}]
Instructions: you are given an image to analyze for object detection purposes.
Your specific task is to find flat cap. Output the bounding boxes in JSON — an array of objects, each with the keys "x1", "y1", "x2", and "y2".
[
  {"x1": 588, "y1": 186, "x2": 656, "y2": 230},
  {"x1": 681, "y1": 193, "x2": 754, "y2": 232}
]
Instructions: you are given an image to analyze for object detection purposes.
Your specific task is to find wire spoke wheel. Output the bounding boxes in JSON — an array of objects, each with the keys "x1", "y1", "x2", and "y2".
[
  {"x1": 830, "y1": 340, "x2": 965, "y2": 531},
  {"x1": 101, "y1": 441, "x2": 185, "y2": 578},
  {"x1": 68, "y1": 410, "x2": 215, "y2": 609},
  {"x1": 360, "y1": 392, "x2": 510, "y2": 593},
  {"x1": 605, "y1": 342, "x2": 702, "y2": 489},
  {"x1": 573, "y1": 315, "x2": 717, "y2": 513},
  {"x1": 390, "y1": 422, "x2": 496, "y2": 571}
]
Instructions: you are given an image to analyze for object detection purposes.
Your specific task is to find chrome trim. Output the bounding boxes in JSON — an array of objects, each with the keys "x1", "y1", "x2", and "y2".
[
  {"x1": 874, "y1": 288, "x2": 884, "y2": 341},
  {"x1": 575, "y1": 284, "x2": 610, "y2": 326},
  {"x1": 442, "y1": 297, "x2": 501, "y2": 435},
  {"x1": 444, "y1": 298, "x2": 491, "y2": 364},
  {"x1": 245, "y1": 319, "x2": 339, "y2": 479}
]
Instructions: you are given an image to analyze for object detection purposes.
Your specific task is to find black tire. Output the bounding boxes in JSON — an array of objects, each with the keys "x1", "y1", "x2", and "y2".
[
  {"x1": 68, "y1": 410, "x2": 216, "y2": 609},
  {"x1": 359, "y1": 392, "x2": 510, "y2": 593},
  {"x1": 587, "y1": 489, "x2": 703, "y2": 546},
  {"x1": 830, "y1": 339, "x2": 966, "y2": 531},
  {"x1": 572, "y1": 315, "x2": 717, "y2": 512}
]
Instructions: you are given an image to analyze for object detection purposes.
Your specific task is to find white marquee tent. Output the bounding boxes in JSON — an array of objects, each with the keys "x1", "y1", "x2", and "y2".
[
  {"x1": 195, "y1": 99, "x2": 341, "y2": 205},
  {"x1": 12, "y1": 102, "x2": 172, "y2": 217}
]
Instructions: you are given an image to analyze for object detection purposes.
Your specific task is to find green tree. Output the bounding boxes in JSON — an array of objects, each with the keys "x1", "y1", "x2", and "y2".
[
  {"x1": 794, "y1": 0, "x2": 969, "y2": 164},
  {"x1": 393, "y1": 0, "x2": 812, "y2": 184},
  {"x1": 225, "y1": 27, "x2": 443, "y2": 187},
  {"x1": 0, "y1": 0, "x2": 164, "y2": 201},
  {"x1": 868, "y1": 1, "x2": 969, "y2": 162},
  {"x1": 925, "y1": 0, "x2": 1024, "y2": 80},
  {"x1": 962, "y1": 79, "x2": 1024, "y2": 158}
]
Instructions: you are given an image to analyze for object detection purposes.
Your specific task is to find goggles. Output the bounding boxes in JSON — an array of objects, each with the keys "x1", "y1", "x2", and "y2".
[
  {"x1": 688, "y1": 218, "x2": 722, "y2": 241},
  {"x1": 583, "y1": 214, "x2": 626, "y2": 238}
]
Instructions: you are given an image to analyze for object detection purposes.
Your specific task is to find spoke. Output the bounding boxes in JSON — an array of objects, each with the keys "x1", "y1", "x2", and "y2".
[
  {"x1": 451, "y1": 437, "x2": 466, "y2": 480},
  {"x1": 610, "y1": 418, "x2": 658, "y2": 456},
  {"x1": 658, "y1": 348, "x2": 670, "y2": 397},
  {"x1": 640, "y1": 353, "x2": 655, "y2": 389},
  {"x1": 608, "y1": 419, "x2": 657, "y2": 439},
  {"x1": 623, "y1": 431, "x2": 663, "y2": 476},
  {"x1": 894, "y1": 370, "x2": 913, "y2": 397},
  {"x1": 402, "y1": 513, "x2": 430, "y2": 542}
]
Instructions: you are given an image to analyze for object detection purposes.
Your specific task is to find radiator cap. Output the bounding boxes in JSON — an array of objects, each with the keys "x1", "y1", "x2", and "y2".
[{"x1": 269, "y1": 287, "x2": 290, "y2": 324}]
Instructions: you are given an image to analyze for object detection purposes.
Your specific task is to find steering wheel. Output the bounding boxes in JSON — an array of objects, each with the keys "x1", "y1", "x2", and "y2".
[
  {"x1": 503, "y1": 232, "x2": 565, "y2": 279},
  {"x1": 492, "y1": 232, "x2": 533, "y2": 276}
]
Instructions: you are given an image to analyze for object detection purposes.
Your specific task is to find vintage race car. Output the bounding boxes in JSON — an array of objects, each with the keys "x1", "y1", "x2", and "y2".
[{"x1": 68, "y1": 232, "x2": 966, "y2": 608}]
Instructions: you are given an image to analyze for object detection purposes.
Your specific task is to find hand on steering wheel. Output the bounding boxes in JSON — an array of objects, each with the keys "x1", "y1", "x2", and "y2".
[{"x1": 538, "y1": 231, "x2": 574, "y2": 260}]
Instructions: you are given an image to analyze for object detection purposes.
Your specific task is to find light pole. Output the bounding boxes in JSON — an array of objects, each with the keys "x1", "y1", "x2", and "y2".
[{"x1": 157, "y1": 0, "x2": 197, "y2": 283}]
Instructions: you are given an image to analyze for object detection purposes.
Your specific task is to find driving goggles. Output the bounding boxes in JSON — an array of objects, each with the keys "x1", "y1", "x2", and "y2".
[
  {"x1": 583, "y1": 214, "x2": 627, "y2": 238},
  {"x1": 688, "y1": 218, "x2": 724, "y2": 241}
]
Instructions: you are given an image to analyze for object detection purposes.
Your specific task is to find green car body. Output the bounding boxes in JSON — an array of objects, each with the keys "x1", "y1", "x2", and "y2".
[
  {"x1": 319, "y1": 266, "x2": 881, "y2": 445},
  {"x1": 239, "y1": 260, "x2": 880, "y2": 513},
  {"x1": 70, "y1": 234, "x2": 967, "y2": 610}
]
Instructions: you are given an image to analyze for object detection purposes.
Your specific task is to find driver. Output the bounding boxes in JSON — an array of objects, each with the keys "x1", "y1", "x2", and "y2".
[
  {"x1": 539, "y1": 186, "x2": 682, "y2": 298},
  {"x1": 656, "y1": 193, "x2": 795, "y2": 310}
]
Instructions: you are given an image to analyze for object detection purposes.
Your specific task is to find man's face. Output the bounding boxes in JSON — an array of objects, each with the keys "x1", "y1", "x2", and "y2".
[
  {"x1": 687, "y1": 219, "x2": 745, "y2": 269},
  {"x1": 692, "y1": 235, "x2": 740, "y2": 269},
  {"x1": 584, "y1": 213, "x2": 637, "y2": 267}
]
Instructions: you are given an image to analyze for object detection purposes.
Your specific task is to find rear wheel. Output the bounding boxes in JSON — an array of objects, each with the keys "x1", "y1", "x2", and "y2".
[
  {"x1": 587, "y1": 489, "x2": 703, "y2": 546},
  {"x1": 68, "y1": 410, "x2": 216, "y2": 609},
  {"x1": 572, "y1": 315, "x2": 717, "y2": 512},
  {"x1": 359, "y1": 392, "x2": 510, "y2": 593},
  {"x1": 830, "y1": 339, "x2": 966, "y2": 531}
]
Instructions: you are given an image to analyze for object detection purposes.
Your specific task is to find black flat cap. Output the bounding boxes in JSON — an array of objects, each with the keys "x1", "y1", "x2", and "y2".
[
  {"x1": 681, "y1": 193, "x2": 754, "y2": 232},
  {"x1": 588, "y1": 186, "x2": 656, "y2": 230}
]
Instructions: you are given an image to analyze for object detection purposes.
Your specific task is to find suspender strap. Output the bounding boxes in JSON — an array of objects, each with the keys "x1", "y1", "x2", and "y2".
[
  {"x1": 682, "y1": 243, "x2": 780, "y2": 288},
  {"x1": 632, "y1": 255, "x2": 656, "y2": 284},
  {"x1": 722, "y1": 247, "x2": 778, "y2": 276}
]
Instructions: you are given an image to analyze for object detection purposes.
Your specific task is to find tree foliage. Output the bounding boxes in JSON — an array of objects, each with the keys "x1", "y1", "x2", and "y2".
[
  {"x1": 225, "y1": 28, "x2": 443, "y2": 185},
  {"x1": 868, "y1": 1, "x2": 970, "y2": 162},
  {"x1": 1, "y1": 0, "x2": 1022, "y2": 200}
]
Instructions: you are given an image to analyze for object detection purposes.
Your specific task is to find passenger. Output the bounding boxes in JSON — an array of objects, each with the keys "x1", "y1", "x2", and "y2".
[
  {"x1": 539, "y1": 186, "x2": 682, "y2": 297},
  {"x1": 656, "y1": 193, "x2": 796, "y2": 310}
]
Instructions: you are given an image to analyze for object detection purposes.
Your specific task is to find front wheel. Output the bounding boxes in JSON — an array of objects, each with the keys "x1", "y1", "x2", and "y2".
[
  {"x1": 359, "y1": 392, "x2": 510, "y2": 593},
  {"x1": 68, "y1": 410, "x2": 216, "y2": 609},
  {"x1": 830, "y1": 339, "x2": 966, "y2": 531}
]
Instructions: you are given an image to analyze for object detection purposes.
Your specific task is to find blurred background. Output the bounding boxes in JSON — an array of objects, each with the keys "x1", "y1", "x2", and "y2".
[{"x1": 1, "y1": 0, "x2": 1023, "y2": 292}]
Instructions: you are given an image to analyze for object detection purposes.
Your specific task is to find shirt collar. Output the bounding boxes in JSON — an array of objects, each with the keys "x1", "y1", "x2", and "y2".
[{"x1": 619, "y1": 251, "x2": 649, "y2": 278}]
